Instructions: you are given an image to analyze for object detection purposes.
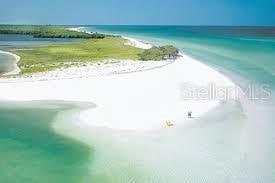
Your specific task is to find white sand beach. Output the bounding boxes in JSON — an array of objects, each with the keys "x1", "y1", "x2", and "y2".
[
  {"x1": 69, "y1": 27, "x2": 152, "y2": 49},
  {"x1": 0, "y1": 38, "x2": 235, "y2": 131},
  {"x1": 0, "y1": 50, "x2": 21, "y2": 75},
  {"x1": 123, "y1": 36, "x2": 152, "y2": 49}
]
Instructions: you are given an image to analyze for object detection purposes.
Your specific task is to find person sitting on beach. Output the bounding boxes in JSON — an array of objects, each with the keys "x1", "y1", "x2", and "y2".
[{"x1": 188, "y1": 111, "x2": 192, "y2": 118}]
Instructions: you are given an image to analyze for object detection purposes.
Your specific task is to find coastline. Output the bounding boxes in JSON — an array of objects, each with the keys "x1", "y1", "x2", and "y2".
[
  {"x1": 122, "y1": 36, "x2": 152, "y2": 49},
  {"x1": 0, "y1": 50, "x2": 21, "y2": 75},
  {"x1": 69, "y1": 26, "x2": 153, "y2": 49},
  {"x1": 0, "y1": 36, "x2": 236, "y2": 130},
  {"x1": 1, "y1": 26, "x2": 273, "y2": 182}
]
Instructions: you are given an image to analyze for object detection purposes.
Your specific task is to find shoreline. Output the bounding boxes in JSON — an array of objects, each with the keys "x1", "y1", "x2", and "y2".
[
  {"x1": 0, "y1": 29, "x2": 236, "y2": 131},
  {"x1": 69, "y1": 26, "x2": 153, "y2": 49},
  {"x1": 0, "y1": 59, "x2": 173, "y2": 83},
  {"x1": 0, "y1": 50, "x2": 21, "y2": 75},
  {"x1": 122, "y1": 36, "x2": 152, "y2": 49},
  {"x1": 0, "y1": 41, "x2": 236, "y2": 131}
]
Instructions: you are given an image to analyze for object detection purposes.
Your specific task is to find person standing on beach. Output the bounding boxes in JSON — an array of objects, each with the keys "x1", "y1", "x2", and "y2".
[{"x1": 188, "y1": 111, "x2": 192, "y2": 118}]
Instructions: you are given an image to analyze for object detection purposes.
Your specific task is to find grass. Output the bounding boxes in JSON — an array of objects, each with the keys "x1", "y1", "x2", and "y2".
[{"x1": 11, "y1": 37, "x2": 144, "y2": 74}]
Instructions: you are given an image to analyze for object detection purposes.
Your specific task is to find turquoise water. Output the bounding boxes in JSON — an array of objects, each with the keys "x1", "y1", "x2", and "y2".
[
  {"x1": 0, "y1": 101, "x2": 91, "y2": 183},
  {"x1": 85, "y1": 26, "x2": 275, "y2": 87},
  {"x1": 82, "y1": 26, "x2": 275, "y2": 182},
  {"x1": 1, "y1": 26, "x2": 275, "y2": 182}
]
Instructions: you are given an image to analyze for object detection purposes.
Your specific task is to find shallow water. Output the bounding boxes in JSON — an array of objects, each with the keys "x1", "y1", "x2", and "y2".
[
  {"x1": 0, "y1": 101, "x2": 91, "y2": 183},
  {"x1": 0, "y1": 53, "x2": 14, "y2": 74},
  {"x1": 0, "y1": 26, "x2": 275, "y2": 182},
  {"x1": 81, "y1": 26, "x2": 275, "y2": 182}
]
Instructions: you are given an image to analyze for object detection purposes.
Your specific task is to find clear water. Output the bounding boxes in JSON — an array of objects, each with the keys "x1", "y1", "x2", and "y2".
[
  {"x1": 0, "y1": 101, "x2": 91, "y2": 183},
  {"x1": 1, "y1": 26, "x2": 275, "y2": 182},
  {"x1": 85, "y1": 26, "x2": 275, "y2": 87}
]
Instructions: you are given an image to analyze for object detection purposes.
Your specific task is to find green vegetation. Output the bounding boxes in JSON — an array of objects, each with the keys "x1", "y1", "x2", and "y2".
[
  {"x1": 0, "y1": 25, "x2": 106, "y2": 39},
  {"x1": 0, "y1": 25, "x2": 180, "y2": 75},
  {"x1": 11, "y1": 37, "x2": 144, "y2": 74},
  {"x1": 138, "y1": 45, "x2": 179, "y2": 61}
]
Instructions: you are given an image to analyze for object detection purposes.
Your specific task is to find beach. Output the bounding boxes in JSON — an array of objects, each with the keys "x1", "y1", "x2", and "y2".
[
  {"x1": 69, "y1": 26, "x2": 153, "y2": 49},
  {"x1": 0, "y1": 37, "x2": 235, "y2": 131},
  {"x1": 1, "y1": 26, "x2": 274, "y2": 182},
  {"x1": 123, "y1": 36, "x2": 152, "y2": 49}
]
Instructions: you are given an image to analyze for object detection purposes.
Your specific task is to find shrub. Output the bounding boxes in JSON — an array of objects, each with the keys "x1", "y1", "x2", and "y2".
[{"x1": 139, "y1": 45, "x2": 179, "y2": 60}]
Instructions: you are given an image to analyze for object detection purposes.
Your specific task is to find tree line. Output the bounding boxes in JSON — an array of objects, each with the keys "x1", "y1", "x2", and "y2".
[{"x1": 0, "y1": 25, "x2": 106, "y2": 39}]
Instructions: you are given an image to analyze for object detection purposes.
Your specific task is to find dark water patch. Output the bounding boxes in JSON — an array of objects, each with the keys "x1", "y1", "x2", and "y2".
[
  {"x1": 0, "y1": 53, "x2": 15, "y2": 74},
  {"x1": 0, "y1": 34, "x2": 80, "y2": 51}
]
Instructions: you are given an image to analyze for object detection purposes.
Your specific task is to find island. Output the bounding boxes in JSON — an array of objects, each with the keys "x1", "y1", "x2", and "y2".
[
  {"x1": 0, "y1": 24, "x2": 239, "y2": 182},
  {"x1": 0, "y1": 25, "x2": 179, "y2": 75}
]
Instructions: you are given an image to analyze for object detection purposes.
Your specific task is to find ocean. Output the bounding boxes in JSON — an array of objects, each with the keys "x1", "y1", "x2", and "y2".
[{"x1": 0, "y1": 26, "x2": 275, "y2": 182}]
